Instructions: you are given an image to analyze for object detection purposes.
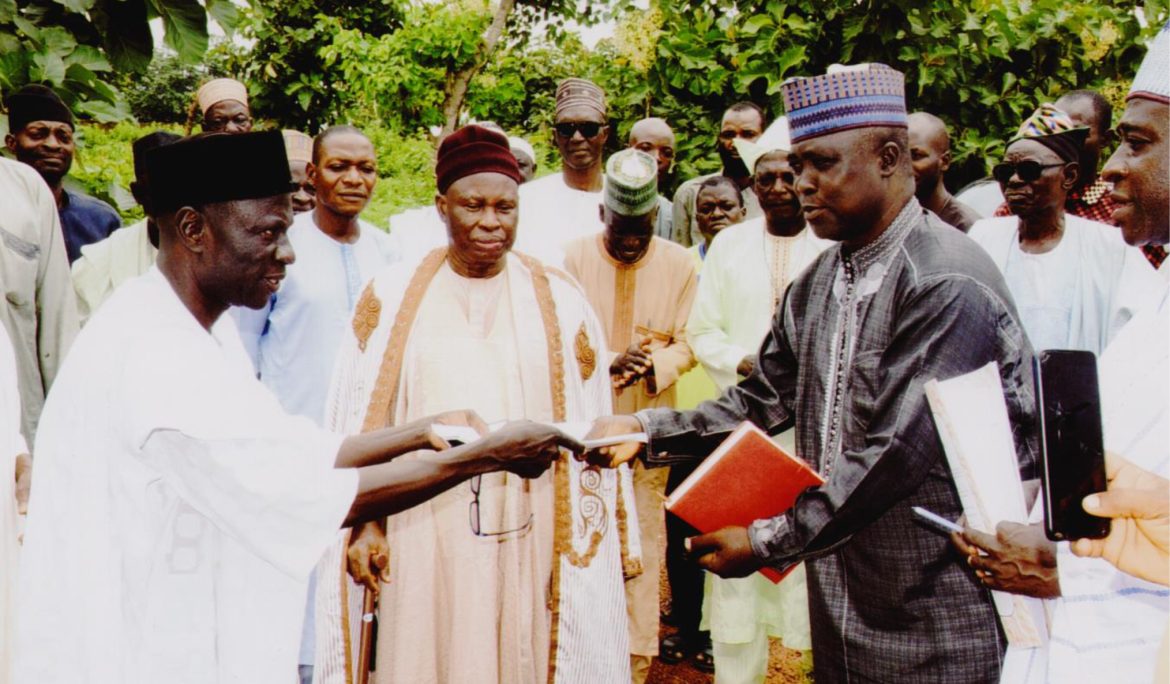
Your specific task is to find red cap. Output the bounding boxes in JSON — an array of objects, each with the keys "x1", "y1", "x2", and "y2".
[{"x1": 435, "y1": 125, "x2": 523, "y2": 193}]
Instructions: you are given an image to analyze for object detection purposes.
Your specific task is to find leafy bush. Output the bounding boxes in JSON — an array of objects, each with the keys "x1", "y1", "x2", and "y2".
[{"x1": 68, "y1": 121, "x2": 439, "y2": 228}]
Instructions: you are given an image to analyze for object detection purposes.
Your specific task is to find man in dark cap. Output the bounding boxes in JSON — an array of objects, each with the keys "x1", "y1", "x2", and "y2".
[
  {"x1": 5, "y1": 84, "x2": 121, "y2": 263},
  {"x1": 956, "y1": 26, "x2": 1170, "y2": 683},
  {"x1": 585, "y1": 63, "x2": 1038, "y2": 683},
  {"x1": 0, "y1": 140, "x2": 78, "y2": 445},
  {"x1": 15, "y1": 129, "x2": 579, "y2": 684},
  {"x1": 968, "y1": 103, "x2": 1159, "y2": 356},
  {"x1": 315, "y1": 124, "x2": 637, "y2": 684},
  {"x1": 72, "y1": 130, "x2": 181, "y2": 324}
]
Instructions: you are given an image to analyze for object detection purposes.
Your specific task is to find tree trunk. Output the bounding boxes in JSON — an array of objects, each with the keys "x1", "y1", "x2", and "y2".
[{"x1": 440, "y1": 0, "x2": 516, "y2": 138}]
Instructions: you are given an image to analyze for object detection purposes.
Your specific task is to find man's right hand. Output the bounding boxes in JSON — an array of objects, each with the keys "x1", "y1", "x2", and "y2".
[
  {"x1": 474, "y1": 420, "x2": 584, "y2": 478},
  {"x1": 736, "y1": 355, "x2": 756, "y2": 378},
  {"x1": 347, "y1": 521, "x2": 390, "y2": 596},
  {"x1": 580, "y1": 415, "x2": 644, "y2": 468}
]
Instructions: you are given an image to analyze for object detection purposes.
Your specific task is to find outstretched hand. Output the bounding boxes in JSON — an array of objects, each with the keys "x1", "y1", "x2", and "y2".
[
  {"x1": 478, "y1": 420, "x2": 584, "y2": 478},
  {"x1": 687, "y1": 526, "x2": 762, "y2": 578},
  {"x1": 420, "y1": 409, "x2": 491, "y2": 451},
  {"x1": 1070, "y1": 452, "x2": 1169, "y2": 587},
  {"x1": 580, "y1": 415, "x2": 644, "y2": 468}
]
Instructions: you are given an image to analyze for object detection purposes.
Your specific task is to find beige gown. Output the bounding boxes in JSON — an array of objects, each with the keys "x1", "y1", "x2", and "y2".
[{"x1": 564, "y1": 235, "x2": 698, "y2": 671}]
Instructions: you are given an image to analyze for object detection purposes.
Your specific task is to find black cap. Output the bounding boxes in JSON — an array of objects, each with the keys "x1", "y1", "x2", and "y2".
[
  {"x1": 6, "y1": 84, "x2": 74, "y2": 132},
  {"x1": 132, "y1": 131, "x2": 182, "y2": 184},
  {"x1": 145, "y1": 130, "x2": 298, "y2": 213}
]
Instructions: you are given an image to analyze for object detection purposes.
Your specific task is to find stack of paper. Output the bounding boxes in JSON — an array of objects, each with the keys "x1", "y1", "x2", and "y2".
[{"x1": 925, "y1": 362, "x2": 1049, "y2": 650}]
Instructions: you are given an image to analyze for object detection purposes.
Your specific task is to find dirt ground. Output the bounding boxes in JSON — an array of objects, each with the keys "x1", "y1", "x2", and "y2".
[
  {"x1": 648, "y1": 536, "x2": 813, "y2": 684},
  {"x1": 647, "y1": 633, "x2": 812, "y2": 684}
]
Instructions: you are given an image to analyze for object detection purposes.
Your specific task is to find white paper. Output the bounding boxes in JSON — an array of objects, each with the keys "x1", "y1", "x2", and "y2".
[
  {"x1": 925, "y1": 362, "x2": 1049, "y2": 653},
  {"x1": 434, "y1": 421, "x2": 647, "y2": 449}
]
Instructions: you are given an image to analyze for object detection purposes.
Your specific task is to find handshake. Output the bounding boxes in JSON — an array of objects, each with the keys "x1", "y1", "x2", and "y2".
[{"x1": 419, "y1": 411, "x2": 650, "y2": 476}]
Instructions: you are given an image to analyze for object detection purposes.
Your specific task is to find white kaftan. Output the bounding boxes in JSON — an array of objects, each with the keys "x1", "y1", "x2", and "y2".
[
  {"x1": 235, "y1": 212, "x2": 397, "y2": 422},
  {"x1": 685, "y1": 218, "x2": 829, "y2": 675},
  {"x1": 14, "y1": 267, "x2": 357, "y2": 684},
  {"x1": 314, "y1": 250, "x2": 639, "y2": 684},
  {"x1": 1, "y1": 324, "x2": 27, "y2": 683},
  {"x1": 513, "y1": 172, "x2": 603, "y2": 269},
  {"x1": 968, "y1": 215, "x2": 1159, "y2": 355},
  {"x1": 687, "y1": 218, "x2": 830, "y2": 392}
]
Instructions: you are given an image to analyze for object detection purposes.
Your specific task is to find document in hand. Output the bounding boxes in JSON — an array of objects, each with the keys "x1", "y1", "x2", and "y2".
[
  {"x1": 434, "y1": 421, "x2": 648, "y2": 449},
  {"x1": 925, "y1": 362, "x2": 1049, "y2": 653},
  {"x1": 665, "y1": 421, "x2": 824, "y2": 583}
]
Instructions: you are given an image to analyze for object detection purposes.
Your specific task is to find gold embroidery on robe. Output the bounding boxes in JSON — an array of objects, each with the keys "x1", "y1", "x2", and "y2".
[
  {"x1": 575, "y1": 323, "x2": 596, "y2": 380},
  {"x1": 352, "y1": 282, "x2": 382, "y2": 352}
]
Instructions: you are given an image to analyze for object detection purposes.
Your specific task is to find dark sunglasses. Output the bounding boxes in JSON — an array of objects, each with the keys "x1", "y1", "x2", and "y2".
[
  {"x1": 555, "y1": 122, "x2": 604, "y2": 139},
  {"x1": 992, "y1": 161, "x2": 1066, "y2": 184}
]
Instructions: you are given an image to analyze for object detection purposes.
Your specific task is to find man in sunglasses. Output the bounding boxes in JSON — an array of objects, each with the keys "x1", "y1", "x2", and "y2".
[
  {"x1": 514, "y1": 78, "x2": 611, "y2": 268},
  {"x1": 671, "y1": 102, "x2": 766, "y2": 247},
  {"x1": 968, "y1": 104, "x2": 1159, "y2": 356},
  {"x1": 988, "y1": 90, "x2": 1166, "y2": 270},
  {"x1": 954, "y1": 25, "x2": 1170, "y2": 683}
]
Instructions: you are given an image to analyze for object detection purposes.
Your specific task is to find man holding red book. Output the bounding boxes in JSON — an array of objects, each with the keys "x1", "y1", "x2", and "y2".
[{"x1": 585, "y1": 64, "x2": 1037, "y2": 683}]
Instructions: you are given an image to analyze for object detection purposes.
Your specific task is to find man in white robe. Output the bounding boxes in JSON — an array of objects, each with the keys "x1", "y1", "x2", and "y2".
[
  {"x1": 314, "y1": 125, "x2": 638, "y2": 684},
  {"x1": 686, "y1": 119, "x2": 830, "y2": 683},
  {"x1": 15, "y1": 131, "x2": 574, "y2": 684},
  {"x1": 236, "y1": 125, "x2": 396, "y2": 422},
  {"x1": 1, "y1": 323, "x2": 28, "y2": 683},
  {"x1": 513, "y1": 78, "x2": 608, "y2": 268},
  {"x1": 968, "y1": 104, "x2": 1159, "y2": 355},
  {"x1": 957, "y1": 28, "x2": 1170, "y2": 683},
  {"x1": 71, "y1": 131, "x2": 179, "y2": 325}
]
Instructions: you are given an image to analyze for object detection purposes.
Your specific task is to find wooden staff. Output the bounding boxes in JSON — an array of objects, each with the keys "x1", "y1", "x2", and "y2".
[{"x1": 357, "y1": 589, "x2": 377, "y2": 684}]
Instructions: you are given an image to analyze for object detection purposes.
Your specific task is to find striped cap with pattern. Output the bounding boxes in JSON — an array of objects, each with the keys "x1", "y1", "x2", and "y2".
[
  {"x1": 1008, "y1": 103, "x2": 1089, "y2": 163},
  {"x1": 780, "y1": 63, "x2": 907, "y2": 143},
  {"x1": 604, "y1": 149, "x2": 659, "y2": 217}
]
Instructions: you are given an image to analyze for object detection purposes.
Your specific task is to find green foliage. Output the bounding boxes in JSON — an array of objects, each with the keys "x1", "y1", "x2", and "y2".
[
  {"x1": 362, "y1": 126, "x2": 440, "y2": 225},
  {"x1": 112, "y1": 49, "x2": 232, "y2": 124},
  {"x1": 68, "y1": 121, "x2": 433, "y2": 228},
  {"x1": 226, "y1": 0, "x2": 408, "y2": 132},
  {"x1": 1, "y1": 0, "x2": 236, "y2": 126},
  {"x1": 466, "y1": 34, "x2": 591, "y2": 134},
  {"x1": 318, "y1": 0, "x2": 490, "y2": 134},
  {"x1": 533, "y1": 0, "x2": 1168, "y2": 194}
]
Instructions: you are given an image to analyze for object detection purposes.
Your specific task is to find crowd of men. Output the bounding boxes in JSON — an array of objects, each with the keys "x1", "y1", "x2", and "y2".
[{"x1": 1, "y1": 19, "x2": 1167, "y2": 684}]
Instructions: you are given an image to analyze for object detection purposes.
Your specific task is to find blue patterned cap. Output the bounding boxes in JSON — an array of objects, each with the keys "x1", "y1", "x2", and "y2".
[{"x1": 780, "y1": 63, "x2": 907, "y2": 143}]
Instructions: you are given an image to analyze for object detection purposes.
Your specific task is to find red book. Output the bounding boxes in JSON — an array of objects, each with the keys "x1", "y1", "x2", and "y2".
[{"x1": 665, "y1": 421, "x2": 825, "y2": 583}]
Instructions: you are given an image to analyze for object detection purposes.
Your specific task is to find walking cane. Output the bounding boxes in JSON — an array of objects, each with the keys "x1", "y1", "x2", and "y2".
[{"x1": 357, "y1": 589, "x2": 377, "y2": 684}]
